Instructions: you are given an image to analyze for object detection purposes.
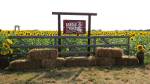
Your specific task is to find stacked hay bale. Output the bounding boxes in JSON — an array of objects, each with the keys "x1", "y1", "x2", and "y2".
[
  {"x1": 55, "y1": 57, "x2": 66, "y2": 67},
  {"x1": 95, "y1": 47, "x2": 139, "y2": 66},
  {"x1": 26, "y1": 48, "x2": 58, "y2": 68},
  {"x1": 126, "y1": 56, "x2": 139, "y2": 66},
  {"x1": 8, "y1": 48, "x2": 59, "y2": 70},
  {"x1": 65, "y1": 57, "x2": 89, "y2": 67},
  {"x1": 95, "y1": 47, "x2": 123, "y2": 66},
  {"x1": 96, "y1": 48, "x2": 123, "y2": 58},
  {"x1": 41, "y1": 57, "x2": 66, "y2": 68},
  {"x1": 9, "y1": 59, "x2": 41, "y2": 70},
  {"x1": 8, "y1": 47, "x2": 139, "y2": 70},
  {"x1": 88, "y1": 56, "x2": 96, "y2": 66},
  {"x1": 115, "y1": 55, "x2": 139, "y2": 66},
  {"x1": 27, "y1": 48, "x2": 57, "y2": 61}
]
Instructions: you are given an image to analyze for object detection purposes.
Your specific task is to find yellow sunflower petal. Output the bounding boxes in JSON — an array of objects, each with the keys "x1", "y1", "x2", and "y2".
[
  {"x1": 0, "y1": 51, "x2": 9, "y2": 55},
  {"x1": 137, "y1": 44, "x2": 145, "y2": 52},
  {"x1": 6, "y1": 39, "x2": 13, "y2": 45},
  {"x1": 3, "y1": 43, "x2": 10, "y2": 48},
  {"x1": 9, "y1": 49, "x2": 13, "y2": 54}
]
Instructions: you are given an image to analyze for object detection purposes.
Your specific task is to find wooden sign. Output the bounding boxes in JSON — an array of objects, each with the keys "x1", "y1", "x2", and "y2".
[{"x1": 63, "y1": 20, "x2": 86, "y2": 34}]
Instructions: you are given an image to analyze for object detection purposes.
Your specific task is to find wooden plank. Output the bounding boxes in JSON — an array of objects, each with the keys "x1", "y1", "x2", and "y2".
[
  {"x1": 12, "y1": 45, "x2": 51, "y2": 48},
  {"x1": 14, "y1": 51, "x2": 93, "y2": 56},
  {"x1": 10, "y1": 36, "x2": 129, "y2": 39},
  {"x1": 92, "y1": 36, "x2": 129, "y2": 38},
  {"x1": 96, "y1": 44, "x2": 128, "y2": 47},
  {"x1": 52, "y1": 12, "x2": 97, "y2": 16},
  {"x1": 12, "y1": 44, "x2": 128, "y2": 48},
  {"x1": 60, "y1": 51, "x2": 93, "y2": 56}
]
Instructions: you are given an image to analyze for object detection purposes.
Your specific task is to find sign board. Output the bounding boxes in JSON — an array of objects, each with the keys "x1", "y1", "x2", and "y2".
[{"x1": 63, "y1": 20, "x2": 86, "y2": 34}]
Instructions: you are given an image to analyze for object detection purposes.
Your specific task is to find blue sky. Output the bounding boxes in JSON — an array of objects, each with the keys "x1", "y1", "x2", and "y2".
[{"x1": 0, "y1": 0, "x2": 150, "y2": 30}]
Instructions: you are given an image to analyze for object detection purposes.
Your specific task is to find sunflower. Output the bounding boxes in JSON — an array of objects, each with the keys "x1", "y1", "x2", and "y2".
[
  {"x1": 0, "y1": 51, "x2": 9, "y2": 55},
  {"x1": 130, "y1": 32, "x2": 136, "y2": 37},
  {"x1": 9, "y1": 49, "x2": 13, "y2": 54},
  {"x1": 137, "y1": 44, "x2": 145, "y2": 52},
  {"x1": 5, "y1": 39, "x2": 13, "y2": 45},
  {"x1": 130, "y1": 37, "x2": 134, "y2": 40},
  {"x1": 2, "y1": 43, "x2": 10, "y2": 48}
]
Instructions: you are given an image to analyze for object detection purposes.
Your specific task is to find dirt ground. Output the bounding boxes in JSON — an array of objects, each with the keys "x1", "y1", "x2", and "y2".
[{"x1": 0, "y1": 65, "x2": 150, "y2": 84}]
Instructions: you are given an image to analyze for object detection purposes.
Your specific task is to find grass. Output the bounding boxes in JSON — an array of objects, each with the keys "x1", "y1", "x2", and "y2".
[
  {"x1": 144, "y1": 55, "x2": 150, "y2": 65},
  {"x1": 0, "y1": 65, "x2": 150, "y2": 84}
]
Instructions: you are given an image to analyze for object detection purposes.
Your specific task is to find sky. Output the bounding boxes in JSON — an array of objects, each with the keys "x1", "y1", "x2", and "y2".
[{"x1": 0, "y1": 0, "x2": 150, "y2": 31}]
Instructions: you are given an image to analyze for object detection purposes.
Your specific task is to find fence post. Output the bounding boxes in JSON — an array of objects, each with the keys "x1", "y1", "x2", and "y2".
[
  {"x1": 58, "y1": 14, "x2": 61, "y2": 56},
  {"x1": 88, "y1": 15, "x2": 91, "y2": 56},
  {"x1": 54, "y1": 37, "x2": 57, "y2": 46},
  {"x1": 93, "y1": 37, "x2": 96, "y2": 55},
  {"x1": 127, "y1": 36, "x2": 130, "y2": 55}
]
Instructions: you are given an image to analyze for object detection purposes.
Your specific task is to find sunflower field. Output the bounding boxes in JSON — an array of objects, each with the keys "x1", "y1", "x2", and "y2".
[{"x1": 0, "y1": 30, "x2": 150, "y2": 59}]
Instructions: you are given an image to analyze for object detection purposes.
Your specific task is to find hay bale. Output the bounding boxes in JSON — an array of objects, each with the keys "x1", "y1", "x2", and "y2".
[
  {"x1": 124, "y1": 56, "x2": 139, "y2": 66},
  {"x1": 88, "y1": 56, "x2": 96, "y2": 66},
  {"x1": 95, "y1": 57, "x2": 115, "y2": 66},
  {"x1": 114, "y1": 58, "x2": 125, "y2": 66},
  {"x1": 65, "y1": 57, "x2": 89, "y2": 67},
  {"x1": 96, "y1": 47, "x2": 123, "y2": 58},
  {"x1": 41, "y1": 59, "x2": 56, "y2": 68},
  {"x1": 127, "y1": 58, "x2": 139, "y2": 66},
  {"x1": 27, "y1": 48, "x2": 58, "y2": 61},
  {"x1": 8, "y1": 59, "x2": 41, "y2": 70},
  {"x1": 55, "y1": 57, "x2": 66, "y2": 67},
  {"x1": 115, "y1": 55, "x2": 139, "y2": 66},
  {"x1": 41, "y1": 57, "x2": 66, "y2": 68},
  {"x1": 96, "y1": 48, "x2": 110, "y2": 57},
  {"x1": 110, "y1": 48, "x2": 123, "y2": 58}
]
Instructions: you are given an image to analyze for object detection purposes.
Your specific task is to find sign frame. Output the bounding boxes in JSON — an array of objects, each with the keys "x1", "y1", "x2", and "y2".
[
  {"x1": 52, "y1": 12, "x2": 97, "y2": 56},
  {"x1": 63, "y1": 20, "x2": 86, "y2": 34}
]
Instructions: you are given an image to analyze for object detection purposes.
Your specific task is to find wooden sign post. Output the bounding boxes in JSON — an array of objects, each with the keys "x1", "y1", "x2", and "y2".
[{"x1": 52, "y1": 12, "x2": 97, "y2": 56}]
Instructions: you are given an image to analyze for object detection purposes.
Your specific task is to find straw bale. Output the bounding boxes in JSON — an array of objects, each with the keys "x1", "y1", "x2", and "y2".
[
  {"x1": 65, "y1": 57, "x2": 89, "y2": 67},
  {"x1": 110, "y1": 48, "x2": 123, "y2": 58},
  {"x1": 55, "y1": 57, "x2": 66, "y2": 67},
  {"x1": 41, "y1": 59, "x2": 56, "y2": 68},
  {"x1": 123, "y1": 56, "x2": 139, "y2": 66},
  {"x1": 88, "y1": 56, "x2": 96, "y2": 66},
  {"x1": 95, "y1": 57, "x2": 115, "y2": 66},
  {"x1": 96, "y1": 47, "x2": 123, "y2": 58},
  {"x1": 115, "y1": 58, "x2": 125, "y2": 66},
  {"x1": 8, "y1": 59, "x2": 41, "y2": 70},
  {"x1": 127, "y1": 58, "x2": 139, "y2": 66},
  {"x1": 96, "y1": 48, "x2": 111, "y2": 57},
  {"x1": 27, "y1": 48, "x2": 58, "y2": 61},
  {"x1": 115, "y1": 55, "x2": 139, "y2": 66}
]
